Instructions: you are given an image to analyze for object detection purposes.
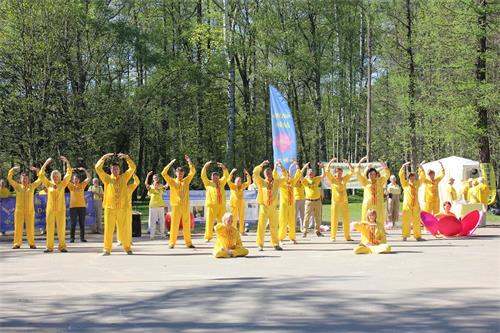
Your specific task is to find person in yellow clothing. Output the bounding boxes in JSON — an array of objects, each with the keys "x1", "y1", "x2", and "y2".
[
  {"x1": 228, "y1": 168, "x2": 252, "y2": 235},
  {"x1": 446, "y1": 178, "x2": 457, "y2": 203},
  {"x1": 201, "y1": 161, "x2": 229, "y2": 242},
  {"x1": 253, "y1": 160, "x2": 287, "y2": 251},
  {"x1": 39, "y1": 156, "x2": 73, "y2": 253},
  {"x1": 213, "y1": 212, "x2": 249, "y2": 258},
  {"x1": 145, "y1": 171, "x2": 168, "y2": 240},
  {"x1": 294, "y1": 177, "x2": 306, "y2": 232},
  {"x1": 68, "y1": 167, "x2": 91, "y2": 243},
  {"x1": 351, "y1": 209, "x2": 391, "y2": 254},
  {"x1": 461, "y1": 178, "x2": 473, "y2": 202},
  {"x1": 161, "y1": 155, "x2": 196, "y2": 249},
  {"x1": 0, "y1": 179, "x2": 10, "y2": 198},
  {"x1": 422, "y1": 161, "x2": 445, "y2": 214},
  {"x1": 470, "y1": 177, "x2": 489, "y2": 212},
  {"x1": 399, "y1": 161, "x2": 425, "y2": 241},
  {"x1": 325, "y1": 158, "x2": 354, "y2": 242},
  {"x1": 354, "y1": 156, "x2": 390, "y2": 243},
  {"x1": 95, "y1": 153, "x2": 136, "y2": 255},
  {"x1": 7, "y1": 158, "x2": 50, "y2": 249},
  {"x1": 301, "y1": 162, "x2": 326, "y2": 238},
  {"x1": 278, "y1": 161, "x2": 306, "y2": 245}
]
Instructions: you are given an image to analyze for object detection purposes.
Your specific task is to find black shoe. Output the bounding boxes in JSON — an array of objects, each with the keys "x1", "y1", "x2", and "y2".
[
  {"x1": 187, "y1": 244, "x2": 196, "y2": 249},
  {"x1": 60, "y1": 248, "x2": 68, "y2": 253},
  {"x1": 12, "y1": 245, "x2": 21, "y2": 249},
  {"x1": 29, "y1": 245, "x2": 37, "y2": 249},
  {"x1": 70, "y1": 239, "x2": 75, "y2": 243},
  {"x1": 168, "y1": 245, "x2": 175, "y2": 249},
  {"x1": 81, "y1": 239, "x2": 87, "y2": 243},
  {"x1": 44, "y1": 249, "x2": 53, "y2": 253},
  {"x1": 274, "y1": 245, "x2": 283, "y2": 251}
]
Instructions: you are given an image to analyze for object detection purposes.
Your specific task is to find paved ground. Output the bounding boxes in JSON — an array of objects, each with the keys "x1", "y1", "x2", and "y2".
[{"x1": 1, "y1": 227, "x2": 499, "y2": 333}]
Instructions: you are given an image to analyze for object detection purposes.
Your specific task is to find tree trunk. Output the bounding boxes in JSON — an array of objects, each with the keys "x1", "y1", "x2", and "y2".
[{"x1": 476, "y1": 0, "x2": 490, "y2": 163}]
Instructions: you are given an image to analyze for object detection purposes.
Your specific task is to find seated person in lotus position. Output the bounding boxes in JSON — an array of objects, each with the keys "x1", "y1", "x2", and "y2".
[
  {"x1": 213, "y1": 213, "x2": 249, "y2": 258},
  {"x1": 351, "y1": 209, "x2": 391, "y2": 255}
]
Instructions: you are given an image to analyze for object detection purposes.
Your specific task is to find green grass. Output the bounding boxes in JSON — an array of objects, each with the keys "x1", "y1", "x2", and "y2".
[{"x1": 133, "y1": 199, "x2": 500, "y2": 231}]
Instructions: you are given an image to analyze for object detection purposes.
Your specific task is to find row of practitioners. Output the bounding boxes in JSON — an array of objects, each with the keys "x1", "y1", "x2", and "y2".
[{"x1": 7, "y1": 153, "x2": 453, "y2": 255}]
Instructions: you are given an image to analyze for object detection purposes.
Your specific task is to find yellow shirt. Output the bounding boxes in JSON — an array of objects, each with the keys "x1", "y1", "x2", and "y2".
[
  {"x1": 95, "y1": 157, "x2": 136, "y2": 209},
  {"x1": 161, "y1": 162, "x2": 196, "y2": 207},
  {"x1": 252, "y1": 165, "x2": 284, "y2": 207},
  {"x1": 279, "y1": 170, "x2": 302, "y2": 207},
  {"x1": 148, "y1": 184, "x2": 165, "y2": 208},
  {"x1": 303, "y1": 176, "x2": 322, "y2": 200},
  {"x1": 68, "y1": 180, "x2": 89, "y2": 208},
  {"x1": 6, "y1": 168, "x2": 44, "y2": 212},
  {"x1": 399, "y1": 167, "x2": 422, "y2": 210},
  {"x1": 355, "y1": 167, "x2": 390, "y2": 206},
  {"x1": 88, "y1": 185, "x2": 103, "y2": 201},
  {"x1": 41, "y1": 168, "x2": 73, "y2": 213},
  {"x1": 201, "y1": 165, "x2": 229, "y2": 207},
  {"x1": 0, "y1": 187, "x2": 10, "y2": 198},
  {"x1": 294, "y1": 180, "x2": 305, "y2": 200},
  {"x1": 326, "y1": 170, "x2": 352, "y2": 203},
  {"x1": 446, "y1": 185, "x2": 457, "y2": 201},
  {"x1": 214, "y1": 223, "x2": 244, "y2": 250},
  {"x1": 353, "y1": 222, "x2": 382, "y2": 245},
  {"x1": 422, "y1": 165, "x2": 444, "y2": 202},
  {"x1": 470, "y1": 183, "x2": 489, "y2": 204},
  {"x1": 228, "y1": 176, "x2": 252, "y2": 207},
  {"x1": 386, "y1": 183, "x2": 402, "y2": 196}
]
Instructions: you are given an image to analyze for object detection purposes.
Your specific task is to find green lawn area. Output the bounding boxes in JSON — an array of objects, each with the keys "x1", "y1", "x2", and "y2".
[{"x1": 132, "y1": 196, "x2": 500, "y2": 233}]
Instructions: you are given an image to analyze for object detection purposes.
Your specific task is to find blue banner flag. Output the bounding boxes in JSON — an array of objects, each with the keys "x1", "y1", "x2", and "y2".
[{"x1": 270, "y1": 85, "x2": 297, "y2": 173}]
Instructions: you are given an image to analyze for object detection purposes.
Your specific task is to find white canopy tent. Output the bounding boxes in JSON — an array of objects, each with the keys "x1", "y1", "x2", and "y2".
[{"x1": 418, "y1": 156, "x2": 480, "y2": 207}]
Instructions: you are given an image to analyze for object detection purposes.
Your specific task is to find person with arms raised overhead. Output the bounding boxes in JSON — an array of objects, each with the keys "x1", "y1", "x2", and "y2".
[
  {"x1": 95, "y1": 153, "x2": 136, "y2": 255},
  {"x1": 227, "y1": 168, "x2": 252, "y2": 235},
  {"x1": 161, "y1": 155, "x2": 196, "y2": 249},
  {"x1": 201, "y1": 161, "x2": 229, "y2": 242},
  {"x1": 7, "y1": 158, "x2": 51, "y2": 249}
]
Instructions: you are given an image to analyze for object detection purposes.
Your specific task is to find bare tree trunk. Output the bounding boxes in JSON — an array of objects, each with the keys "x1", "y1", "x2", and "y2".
[
  {"x1": 365, "y1": 11, "x2": 372, "y2": 162},
  {"x1": 223, "y1": 0, "x2": 235, "y2": 168},
  {"x1": 405, "y1": 0, "x2": 417, "y2": 169},
  {"x1": 476, "y1": 0, "x2": 490, "y2": 163}
]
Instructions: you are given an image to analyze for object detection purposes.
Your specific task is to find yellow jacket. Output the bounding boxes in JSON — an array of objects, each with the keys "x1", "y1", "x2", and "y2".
[
  {"x1": 0, "y1": 187, "x2": 10, "y2": 198},
  {"x1": 422, "y1": 164, "x2": 444, "y2": 202},
  {"x1": 126, "y1": 174, "x2": 140, "y2": 210},
  {"x1": 161, "y1": 162, "x2": 196, "y2": 207},
  {"x1": 253, "y1": 165, "x2": 284, "y2": 207},
  {"x1": 214, "y1": 223, "x2": 243, "y2": 251},
  {"x1": 201, "y1": 165, "x2": 229, "y2": 207},
  {"x1": 355, "y1": 166, "x2": 390, "y2": 206},
  {"x1": 470, "y1": 183, "x2": 489, "y2": 204},
  {"x1": 326, "y1": 169, "x2": 352, "y2": 204},
  {"x1": 228, "y1": 176, "x2": 252, "y2": 207},
  {"x1": 303, "y1": 176, "x2": 322, "y2": 200},
  {"x1": 446, "y1": 185, "x2": 457, "y2": 201},
  {"x1": 148, "y1": 184, "x2": 165, "y2": 208},
  {"x1": 353, "y1": 222, "x2": 382, "y2": 245},
  {"x1": 294, "y1": 180, "x2": 305, "y2": 200},
  {"x1": 7, "y1": 167, "x2": 44, "y2": 212},
  {"x1": 41, "y1": 168, "x2": 73, "y2": 212},
  {"x1": 399, "y1": 167, "x2": 422, "y2": 210},
  {"x1": 68, "y1": 180, "x2": 89, "y2": 208},
  {"x1": 279, "y1": 170, "x2": 302, "y2": 207},
  {"x1": 95, "y1": 157, "x2": 136, "y2": 209}
]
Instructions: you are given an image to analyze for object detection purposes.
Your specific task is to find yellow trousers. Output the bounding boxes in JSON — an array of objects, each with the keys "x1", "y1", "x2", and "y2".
[
  {"x1": 13, "y1": 210, "x2": 35, "y2": 247},
  {"x1": 256, "y1": 205, "x2": 279, "y2": 247},
  {"x1": 104, "y1": 208, "x2": 130, "y2": 252},
  {"x1": 170, "y1": 205, "x2": 192, "y2": 247},
  {"x1": 230, "y1": 201, "x2": 245, "y2": 234},
  {"x1": 117, "y1": 208, "x2": 132, "y2": 245},
  {"x1": 213, "y1": 247, "x2": 249, "y2": 258},
  {"x1": 424, "y1": 200, "x2": 440, "y2": 215},
  {"x1": 354, "y1": 243, "x2": 391, "y2": 254},
  {"x1": 361, "y1": 204, "x2": 386, "y2": 243},
  {"x1": 331, "y1": 201, "x2": 351, "y2": 240},
  {"x1": 204, "y1": 205, "x2": 225, "y2": 241},
  {"x1": 303, "y1": 200, "x2": 321, "y2": 234},
  {"x1": 279, "y1": 203, "x2": 296, "y2": 241},
  {"x1": 46, "y1": 210, "x2": 67, "y2": 251},
  {"x1": 402, "y1": 207, "x2": 422, "y2": 239}
]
